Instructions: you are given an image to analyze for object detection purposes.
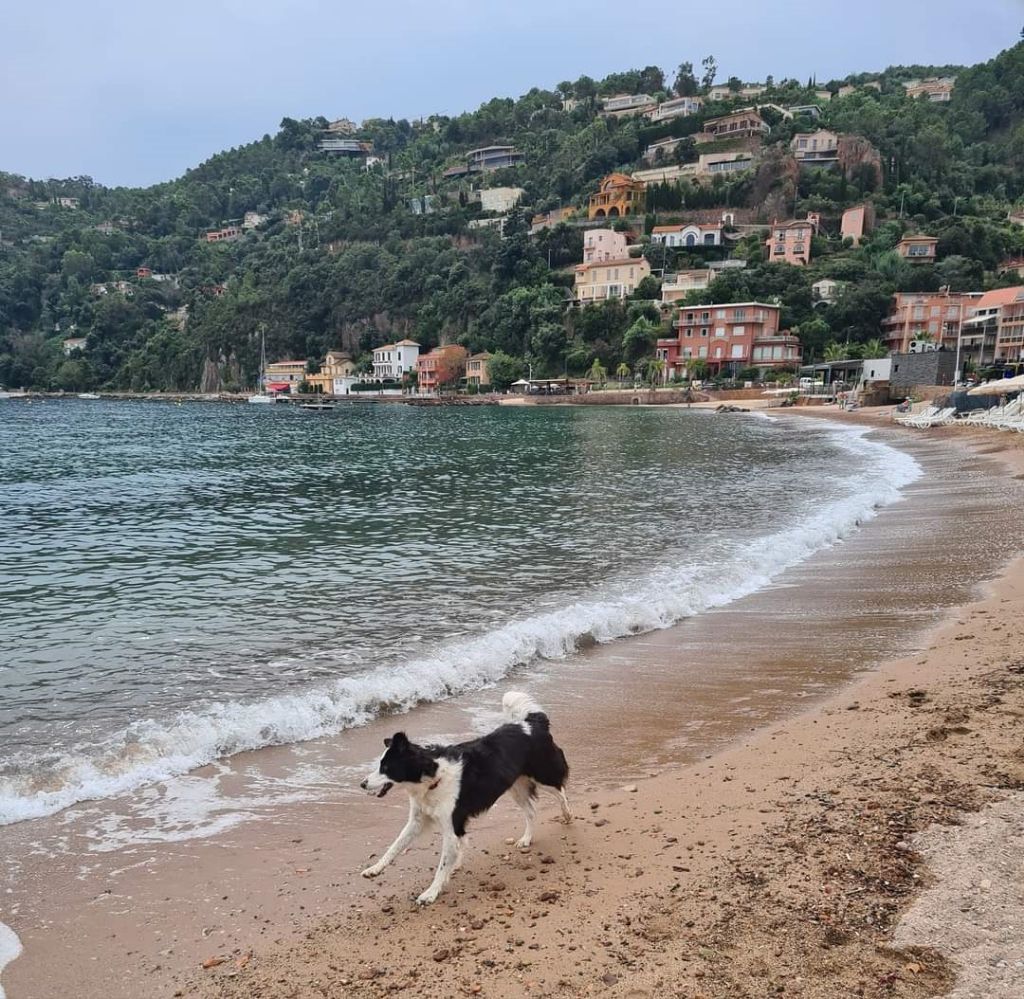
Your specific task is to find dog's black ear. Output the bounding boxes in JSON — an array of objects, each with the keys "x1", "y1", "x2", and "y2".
[{"x1": 388, "y1": 731, "x2": 408, "y2": 749}]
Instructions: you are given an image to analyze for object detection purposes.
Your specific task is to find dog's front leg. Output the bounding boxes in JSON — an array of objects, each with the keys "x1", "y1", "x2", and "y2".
[
  {"x1": 361, "y1": 799, "x2": 423, "y2": 879},
  {"x1": 416, "y1": 819, "x2": 460, "y2": 905}
]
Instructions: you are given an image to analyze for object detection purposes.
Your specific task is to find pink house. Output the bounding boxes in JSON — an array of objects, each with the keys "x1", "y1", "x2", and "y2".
[
  {"x1": 896, "y1": 235, "x2": 938, "y2": 264},
  {"x1": 583, "y1": 228, "x2": 630, "y2": 263},
  {"x1": 766, "y1": 218, "x2": 815, "y2": 266},
  {"x1": 841, "y1": 204, "x2": 875, "y2": 246}
]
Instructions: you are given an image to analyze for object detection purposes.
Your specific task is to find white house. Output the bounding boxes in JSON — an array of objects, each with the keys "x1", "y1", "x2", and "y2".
[
  {"x1": 812, "y1": 278, "x2": 841, "y2": 304},
  {"x1": 651, "y1": 223, "x2": 723, "y2": 248},
  {"x1": 62, "y1": 337, "x2": 88, "y2": 356},
  {"x1": 646, "y1": 96, "x2": 702, "y2": 122},
  {"x1": 332, "y1": 374, "x2": 362, "y2": 396},
  {"x1": 372, "y1": 339, "x2": 420, "y2": 380}
]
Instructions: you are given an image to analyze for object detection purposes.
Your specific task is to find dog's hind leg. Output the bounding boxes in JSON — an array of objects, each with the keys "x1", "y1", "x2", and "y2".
[
  {"x1": 539, "y1": 784, "x2": 573, "y2": 824},
  {"x1": 361, "y1": 799, "x2": 424, "y2": 879},
  {"x1": 509, "y1": 777, "x2": 537, "y2": 848},
  {"x1": 416, "y1": 818, "x2": 460, "y2": 905}
]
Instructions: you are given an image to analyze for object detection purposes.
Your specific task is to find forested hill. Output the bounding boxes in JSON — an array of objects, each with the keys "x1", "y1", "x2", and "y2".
[{"x1": 2, "y1": 42, "x2": 1024, "y2": 392}]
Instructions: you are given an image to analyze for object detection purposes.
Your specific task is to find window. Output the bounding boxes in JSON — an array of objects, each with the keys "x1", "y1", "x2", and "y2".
[
  {"x1": 685, "y1": 233, "x2": 696, "y2": 247},
  {"x1": 699, "y1": 346, "x2": 708, "y2": 358},
  {"x1": 734, "y1": 310, "x2": 746, "y2": 321},
  {"x1": 733, "y1": 325, "x2": 745, "y2": 337},
  {"x1": 703, "y1": 233, "x2": 716, "y2": 245},
  {"x1": 716, "y1": 309, "x2": 726, "y2": 319},
  {"x1": 715, "y1": 327, "x2": 725, "y2": 337},
  {"x1": 700, "y1": 327, "x2": 709, "y2": 337},
  {"x1": 701, "y1": 311, "x2": 710, "y2": 321},
  {"x1": 731, "y1": 344, "x2": 744, "y2": 359},
  {"x1": 685, "y1": 330, "x2": 693, "y2": 338},
  {"x1": 715, "y1": 346, "x2": 724, "y2": 357}
]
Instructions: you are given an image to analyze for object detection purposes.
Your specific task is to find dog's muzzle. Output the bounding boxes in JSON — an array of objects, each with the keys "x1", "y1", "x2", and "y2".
[{"x1": 360, "y1": 777, "x2": 394, "y2": 798}]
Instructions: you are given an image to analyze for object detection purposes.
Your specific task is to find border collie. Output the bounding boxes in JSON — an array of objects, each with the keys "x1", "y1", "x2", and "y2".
[{"x1": 359, "y1": 691, "x2": 572, "y2": 904}]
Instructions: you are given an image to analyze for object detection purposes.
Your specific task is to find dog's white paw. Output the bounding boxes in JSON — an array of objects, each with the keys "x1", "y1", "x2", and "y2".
[
  {"x1": 361, "y1": 865, "x2": 383, "y2": 879},
  {"x1": 415, "y1": 888, "x2": 440, "y2": 905},
  {"x1": 515, "y1": 835, "x2": 532, "y2": 849}
]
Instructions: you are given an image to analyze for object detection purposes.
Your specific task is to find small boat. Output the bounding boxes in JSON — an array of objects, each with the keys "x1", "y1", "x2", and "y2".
[
  {"x1": 77, "y1": 393, "x2": 100, "y2": 399},
  {"x1": 300, "y1": 401, "x2": 336, "y2": 411},
  {"x1": 248, "y1": 326, "x2": 278, "y2": 404}
]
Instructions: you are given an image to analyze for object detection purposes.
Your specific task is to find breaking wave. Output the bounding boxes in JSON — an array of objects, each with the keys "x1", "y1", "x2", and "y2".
[{"x1": 0, "y1": 423, "x2": 920, "y2": 826}]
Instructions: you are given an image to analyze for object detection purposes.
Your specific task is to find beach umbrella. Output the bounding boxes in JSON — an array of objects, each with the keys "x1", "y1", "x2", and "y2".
[{"x1": 967, "y1": 374, "x2": 1024, "y2": 395}]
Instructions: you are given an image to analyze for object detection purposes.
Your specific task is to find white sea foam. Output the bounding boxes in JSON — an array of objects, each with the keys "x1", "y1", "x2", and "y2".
[
  {"x1": 0, "y1": 922, "x2": 22, "y2": 999},
  {"x1": 0, "y1": 424, "x2": 920, "y2": 827}
]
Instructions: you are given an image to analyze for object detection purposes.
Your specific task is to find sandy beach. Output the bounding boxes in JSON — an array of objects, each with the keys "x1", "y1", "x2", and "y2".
[{"x1": 3, "y1": 410, "x2": 1024, "y2": 999}]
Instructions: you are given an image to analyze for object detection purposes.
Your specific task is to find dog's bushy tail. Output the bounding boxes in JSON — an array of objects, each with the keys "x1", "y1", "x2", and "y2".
[{"x1": 502, "y1": 691, "x2": 546, "y2": 727}]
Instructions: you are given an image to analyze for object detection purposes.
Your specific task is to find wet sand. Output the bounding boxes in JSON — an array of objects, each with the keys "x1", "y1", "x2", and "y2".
[{"x1": 2, "y1": 413, "x2": 1024, "y2": 998}]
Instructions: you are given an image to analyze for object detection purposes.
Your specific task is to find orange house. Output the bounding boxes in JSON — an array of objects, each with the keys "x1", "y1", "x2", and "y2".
[
  {"x1": 588, "y1": 173, "x2": 646, "y2": 220},
  {"x1": 417, "y1": 345, "x2": 468, "y2": 394},
  {"x1": 766, "y1": 219, "x2": 815, "y2": 266}
]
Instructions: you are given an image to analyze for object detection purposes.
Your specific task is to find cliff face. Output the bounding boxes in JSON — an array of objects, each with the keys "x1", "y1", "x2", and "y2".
[{"x1": 837, "y1": 136, "x2": 883, "y2": 187}]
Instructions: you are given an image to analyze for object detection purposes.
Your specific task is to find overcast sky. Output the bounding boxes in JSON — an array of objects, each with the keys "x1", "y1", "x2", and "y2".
[{"x1": 3, "y1": 0, "x2": 1021, "y2": 188}]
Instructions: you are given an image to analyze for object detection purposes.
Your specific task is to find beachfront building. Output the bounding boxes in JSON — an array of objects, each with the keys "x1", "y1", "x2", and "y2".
[
  {"x1": 583, "y1": 228, "x2": 630, "y2": 263},
  {"x1": 574, "y1": 255, "x2": 652, "y2": 303},
  {"x1": 695, "y1": 109, "x2": 769, "y2": 144},
  {"x1": 896, "y1": 235, "x2": 939, "y2": 264},
  {"x1": 961, "y1": 287, "x2": 1024, "y2": 366},
  {"x1": 880, "y1": 291, "x2": 983, "y2": 355},
  {"x1": 372, "y1": 340, "x2": 420, "y2": 381},
  {"x1": 651, "y1": 223, "x2": 723, "y2": 248},
  {"x1": 588, "y1": 173, "x2": 646, "y2": 219},
  {"x1": 656, "y1": 302, "x2": 801, "y2": 375},
  {"x1": 306, "y1": 350, "x2": 356, "y2": 395},
  {"x1": 791, "y1": 129, "x2": 839, "y2": 165},
  {"x1": 660, "y1": 270, "x2": 715, "y2": 306},
  {"x1": 465, "y1": 352, "x2": 493, "y2": 389},
  {"x1": 416, "y1": 344, "x2": 468, "y2": 394},
  {"x1": 766, "y1": 218, "x2": 815, "y2": 266},
  {"x1": 265, "y1": 360, "x2": 307, "y2": 394}
]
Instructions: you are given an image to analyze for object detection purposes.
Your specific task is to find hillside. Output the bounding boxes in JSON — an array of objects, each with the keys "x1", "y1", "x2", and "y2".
[{"x1": 2, "y1": 43, "x2": 1024, "y2": 393}]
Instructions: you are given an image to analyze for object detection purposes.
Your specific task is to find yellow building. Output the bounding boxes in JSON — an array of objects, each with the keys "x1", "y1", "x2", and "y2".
[
  {"x1": 306, "y1": 350, "x2": 356, "y2": 394},
  {"x1": 264, "y1": 360, "x2": 307, "y2": 394},
  {"x1": 465, "y1": 352, "x2": 493, "y2": 388},
  {"x1": 588, "y1": 173, "x2": 646, "y2": 220},
  {"x1": 575, "y1": 256, "x2": 652, "y2": 303}
]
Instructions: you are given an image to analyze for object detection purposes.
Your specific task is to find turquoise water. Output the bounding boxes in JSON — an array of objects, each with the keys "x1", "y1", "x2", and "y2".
[{"x1": 0, "y1": 400, "x2": 919, "y2": 822}]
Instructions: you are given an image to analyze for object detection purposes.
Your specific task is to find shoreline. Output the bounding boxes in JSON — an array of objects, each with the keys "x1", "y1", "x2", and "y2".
[
  {"x1": 189, "y1": 418, "x2": 1024, "y2": 999},
  {"x1": 2, "y1": 415, "x2": 1022, "y2": 999}
]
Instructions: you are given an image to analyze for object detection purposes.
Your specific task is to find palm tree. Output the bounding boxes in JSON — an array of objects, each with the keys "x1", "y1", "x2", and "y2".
[
  {"x1": 615, "y1": 362, "x2": 631, "y2": 385},
  {"x1": 859, "y1": 338, "x2": 888, "y2": 359},
  {"x1": 645, "y1": 358, "x2": 666, "y2": 385},
  {"x1": 823, "y1": 342, "x2": 849, "y2": 362},
  {"x1": 588, "y1": 359, "x2": 608, "y2": 386}
]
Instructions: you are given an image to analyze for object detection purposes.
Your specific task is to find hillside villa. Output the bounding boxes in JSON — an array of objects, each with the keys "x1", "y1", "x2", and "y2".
[
  {"x1": 791, "y1": 129, "x2": 839, "y2": 165},
  {"x1": 443, "y1": 145, "x2": 525, "y2": 178},
  {"x1": 651, "y1": 223, "x2": 723, "y2": 248},
  {"x1": 575, "y1": 255, "x2": 652, "y2": 303},
  {"x1": 903, "y1": 77, "x2": 956, "y2": 102},
  {"x1": 588, "y1": 173, "x2": 646, "y2": 219},
  {"x1": 656, "y1": 301, "x2": 801, "y2": 375},
  {"x1": 583, "y1": 228, "x2": 630, "y2": 263},
  {"x1": 62, "y1": 337, "x2": 88, "y2": 356},
  {"x1": 896, "y1": 235, "x2": 939, "y2": 263},
  {"x1": 645, "y1": 96, "x2": 702, "y2": 122},
  {"x1": 695, "y1": 108, "x2": 769, "y2": 143},
  {"x1": 600, "y1": 94, "x2": 657, "y2": 118},
  {"x1": 660, "y1": 269, "x2": 715, "y2": 305},
  {"x1": 766, "y1": 215, "x2": 819, "y2": 266}
]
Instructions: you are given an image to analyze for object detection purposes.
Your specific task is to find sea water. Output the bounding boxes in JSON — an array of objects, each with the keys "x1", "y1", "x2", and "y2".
[{"x1": 0, "y1": 401, "x2": 919, "y2": 824}]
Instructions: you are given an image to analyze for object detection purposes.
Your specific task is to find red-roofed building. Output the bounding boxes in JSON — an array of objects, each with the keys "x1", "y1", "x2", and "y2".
[
  {"x1": 656, "y1": 301, "x2": 801, "y2": 376},
  {"x1": 416, "y1": 345, "x2": 468, "y2": 394}
]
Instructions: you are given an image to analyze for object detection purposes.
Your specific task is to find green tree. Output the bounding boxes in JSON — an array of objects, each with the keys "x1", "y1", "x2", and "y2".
[
  {"x1": 673, "y1": 62, "x2": 698, "y2": 97},
  {"x1": 486, "y1": 351, "x2": 525, "y2": 391}
]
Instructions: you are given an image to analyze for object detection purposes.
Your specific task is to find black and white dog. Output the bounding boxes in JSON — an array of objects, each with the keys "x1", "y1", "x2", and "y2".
[{"x1": 359, "y1": 692, "x2": 572, "y2": 904}]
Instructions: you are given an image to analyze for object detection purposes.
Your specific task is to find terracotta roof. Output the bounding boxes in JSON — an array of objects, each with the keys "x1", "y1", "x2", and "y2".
[
  {"x1": 375, "y1": 343, "x2": 396, "y2": 351},
  {"x1": 652, "y1": 223, "x2": 722, "y2": 233},
  {"x1": 394, "y1": 339, "x2": 421, "y2": 346},
  {"x1": 974, "y1": 287, "x2": 1024, "y2": 310},
  {"x1": 575, "y1": 257, "x2": 647, "y2": 272}
]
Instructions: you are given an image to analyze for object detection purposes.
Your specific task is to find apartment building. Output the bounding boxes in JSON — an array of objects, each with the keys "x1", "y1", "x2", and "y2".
[
  {"x1": 695, "y1": 109, "x2": 769, "y2": 143},
  {"x1": 645, "y1": 95, "x2": 702, "y2": 122},
  {"x1": 880, "y1": 291, "x2": 983, "y2": 354},
  {"x1": 601, "y1": 93, "x2": 657, "y2": 118},
  {"x1": 656, "y1": 302, "x2": 800, "y2": 374},
  {"x1": 791, "y1": 129, "x2": 839, "y2": 165},
  {"x1": 416, "y1": 344, "x2": 468, "y2": 393},
  {"x1": 583, "y1": 228, "x2": 630, "y2": 263}
]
